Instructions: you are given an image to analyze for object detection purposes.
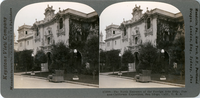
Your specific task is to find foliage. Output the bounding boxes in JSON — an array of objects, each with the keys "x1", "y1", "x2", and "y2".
[
  {"x1": 122, "y1": 50, "x2": 134, "y2": 66},
  {"x1": 170, "y1": 36, "x2": 185, "y2": 63},
  {"x1": 157, "y1": 41, "x2": 173, "y2": 50},
  {"x1": 139, "y1": 42, "x2": 159, "y2": 71},
  {"x1": 14, "y1": 50, "x2": 20, "y2": 71},
  {"x1": 51, "y1": 41, "x2": 71, "y2": 70},
  {"x1": 14, "y1": 50, "x2": 20, "y2": 64},
  {"x1": 99, "y1": 50, "x2": 107, "y2": 72},
  {"x1": 106, "y1": 49, "x2": 121, "y2": 72},
  {"x1": 18, "y1": 50, "x2": 33, "y2": 71},
  {"x1": 84, "y1": 35, "x2": 99, "y2": 70},
  {"x1": 69, "y1": 19, "x2": 92, "y2": 49},
  {"x1": 34, "y1": 50, "x2": 47, "y2": 70},
  {"x1": 100, "y1": 50, "x2": 106, "y2": 63},
  {"x1": 68, "y1": 18, "x2": 99, "y2": 49},
  {"x1": 170, "y1": 36, "x2": 185, "y2": 74},
  {"x1": 156, "y1": 18, "x2": 178, "y2": 49}
]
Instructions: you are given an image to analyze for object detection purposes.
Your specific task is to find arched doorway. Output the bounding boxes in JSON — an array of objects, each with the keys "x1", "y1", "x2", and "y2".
[
  {"x1": 134, "y1": 52, "x2": 139, "y2": 72},
  {"x1": 163, "y1": 51, "x2": 169, "y2": 73},
  {"x1": 73, "y1": 50, "x2": 82, "y2": 73},
  {"x1": 46, "y1": 52, "x2": 52, "y2": 71}
]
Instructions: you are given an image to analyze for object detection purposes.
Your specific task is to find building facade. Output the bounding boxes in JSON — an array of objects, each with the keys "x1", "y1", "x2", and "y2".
[
  {"x1": 104, "y1": 5, "x2": 184, "y2": 72},
  {"x1": 17, "y1": 5, "x2": 99, "y2": 71},
  {"x1": 104, "y1": 24, "x2": 121, "y2": 51}
]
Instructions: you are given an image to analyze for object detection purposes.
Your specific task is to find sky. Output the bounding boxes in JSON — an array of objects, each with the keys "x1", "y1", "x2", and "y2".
[
  {"x1": 14, "y1": 2, "x2": 95, "y2": 41},
  {"x1": 10, "y1": 1, "x2": 180, "y2": 42},
  {"x1": 100, "y1": 1, "x2": 181, "y2": 41}
]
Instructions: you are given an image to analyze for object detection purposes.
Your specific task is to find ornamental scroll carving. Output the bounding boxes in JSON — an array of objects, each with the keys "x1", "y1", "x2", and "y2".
[
  {"x1": 35, "y1": 35, "x2": 40, "y2": 42},
  {"x1": 57, "y1": 27, "x2": 65, "y2": 37}
]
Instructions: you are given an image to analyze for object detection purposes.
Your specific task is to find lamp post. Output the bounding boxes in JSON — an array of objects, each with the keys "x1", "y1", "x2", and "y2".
[
  {"x1": 73, "y1": 49, "x2": 79, "y2": 80},
  {"x1": 161, "y1": 49, "x2": 165, "y2": 72},
  {"x1": 31, "y1": 53, "x2": 35, "y2": 75},
  {"x1": 160, "y1": 49, "x2": 166, "y2": 80},
  {"x1": 118, "y1": 53, "x2": 122, "y2": 76}
]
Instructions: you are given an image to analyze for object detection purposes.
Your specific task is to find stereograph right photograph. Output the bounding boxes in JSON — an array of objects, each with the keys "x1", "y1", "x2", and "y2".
[{"x1": 99, "y1": 1, "x2": 185, "y2": 88}]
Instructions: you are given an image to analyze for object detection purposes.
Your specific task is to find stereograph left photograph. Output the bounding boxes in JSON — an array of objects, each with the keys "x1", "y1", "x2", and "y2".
[{"x1": 14, "y1": 2, "x2": 99, "y2": 88}]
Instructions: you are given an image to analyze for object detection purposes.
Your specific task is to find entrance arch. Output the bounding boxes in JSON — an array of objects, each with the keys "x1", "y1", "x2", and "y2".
[
  {"x1": 163, "y1": 51, "x2": 169, "y2": 73},
  {"x1": 73, "y1": 50, "x2": 82, "y2": 72},
  {"x1": 46, "y1": 52, "x2": 52, "y2": 71},
  {"x1": 134, "y1": 52, "x2": 139, "y2": 72}
]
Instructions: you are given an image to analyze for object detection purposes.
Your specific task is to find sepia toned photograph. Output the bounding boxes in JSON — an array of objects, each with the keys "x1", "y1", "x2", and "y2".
[
  {"x1": 99, "y1": 2, "x2": 185, "y2": 88},
  {"x1": 14, "y1": 2, "x2": 99, "y2": 88},
  {"x1": 1, "y1": 0, "x2": 200, "y2": 97}
]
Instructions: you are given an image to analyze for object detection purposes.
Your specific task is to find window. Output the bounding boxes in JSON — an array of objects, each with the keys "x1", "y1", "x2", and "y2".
[
  {"x1": 115, "y1": 41, "x2": 117, "y2": 45},
  {"x1": 49, "y1": 30, "x2": 51, "y2": 34},
  {"x1": 20, "y1": 43, "x2": 22, "y2": 47},
  {"x1": 124, "y1": 28, "x2": 126, "y2": 36},
  {"x1": 27, "y1": 41, "x2": 29, "y2": 45},
  {"x1": 147, "y1": 18, "x2": 151, "y2": 29},
  {"x1": 48, "y1": 37, "x2": 50, "y2": 44},
  {"x1": 36, "y1": 28, "x2": 39, "y2": 36},
  {"x1": 136, "y1": 30, "x2": 138, "y2": 34},
  {"x1": 25, "y1": 31, "x2": 28, "y2": 34},
  {"x1": 164, "y1": 31, "x2": 169, "y2": 41},
  {"x1": 135, "y1": 37, "x2": 138, "y2": 44},
  {"x1": 113, "y1": 31, "x2": 115, "y2": 34},
  {"x1": 59, "y1": 18, "x2": 63, "y2": 29}
]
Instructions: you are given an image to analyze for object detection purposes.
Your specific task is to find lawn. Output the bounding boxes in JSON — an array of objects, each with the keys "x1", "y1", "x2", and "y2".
[
  {"x1": 110, "y1": 72, "x2": 185, "y2": 85},
  {"x1": 23, "y1": 72, "x2": 99, "y2": 85}
]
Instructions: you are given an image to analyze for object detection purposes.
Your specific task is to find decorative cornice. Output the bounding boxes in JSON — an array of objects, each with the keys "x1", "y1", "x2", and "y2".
[
  {"x1": 17, "y1": 36, "x2": 33, "y2": 41},
  {"x1": 104, "y1": 36, "x2": 121, "y2": 41},
  {"x1": 121, "y1": 8, "x2": 183, "y2": 27}
]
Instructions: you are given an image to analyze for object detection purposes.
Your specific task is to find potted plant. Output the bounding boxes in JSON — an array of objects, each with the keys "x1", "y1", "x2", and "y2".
[
  {"x1": 160, "y1": 75, "x2": 166, "y2": 80},
  {"x1": 118, "y1": 69, "x2": 122, "y2": 77},
  {"x1": 31, "y1": 68, "x2": 35, "y2": 75}
]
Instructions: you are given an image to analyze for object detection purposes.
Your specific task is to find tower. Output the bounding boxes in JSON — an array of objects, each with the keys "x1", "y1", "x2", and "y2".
[
  {"x1": 44, "y1": 5, "x2": 55, "y2": 21},
  {"x1": 99, "y1": 31, "x2": 103, "y2": 42}
]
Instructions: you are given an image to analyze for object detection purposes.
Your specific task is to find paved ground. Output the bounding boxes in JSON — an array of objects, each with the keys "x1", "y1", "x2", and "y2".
[
  {"x1": 14, "y1": 75, "x2": 95, "y2": 88},
  {"x1": 99, "y1": 75, "x2": 181, "y2": 88}
]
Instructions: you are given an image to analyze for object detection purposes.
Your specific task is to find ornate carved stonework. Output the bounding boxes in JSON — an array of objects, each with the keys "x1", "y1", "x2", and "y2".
[
  {"x1": 57, "y1": 27, "x2": 65, "y2": 37},
  {"x1": 121, "y1": 25, "x2": 128, "y2": 42},
  {"x1": 44, "y1": 5, "x2": 55, "y2": 22},
  {"x1": 122, "y1": 36, "x2": 128, "y2": 42},
  {"x1": 144, "y1": 27, "x2": 153, "y2": 37},
  {"x1": 35, "y1": 36, "x2": 40, "y2": 42},
  {"x1": 131, "y1": 5, "x2": 143, "y2": 22}
]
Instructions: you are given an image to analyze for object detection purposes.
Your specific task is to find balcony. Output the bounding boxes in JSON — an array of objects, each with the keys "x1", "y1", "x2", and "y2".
[
  {"x1": 18, "y1": 33, "x2": 33, "y2": 40},
  {"x1": 128, "y1": 44, "x2": 141, "y2": 53},
  {"x1": 41, "y1": 45, "x2": 52, "y2": 53}
]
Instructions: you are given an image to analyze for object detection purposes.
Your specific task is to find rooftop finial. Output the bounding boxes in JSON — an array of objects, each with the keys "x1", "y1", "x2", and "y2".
[
  {"x1": 135, "y1": 4, "x2": 137, "y2": 7},
  {"x1": 147, "y1": 7, "x2": 149, "y2": 12},
  {"x1": 59, "y1": 7, "x2": 61, "y2": 12}
]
